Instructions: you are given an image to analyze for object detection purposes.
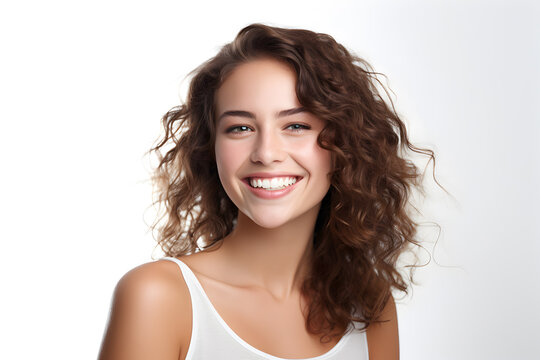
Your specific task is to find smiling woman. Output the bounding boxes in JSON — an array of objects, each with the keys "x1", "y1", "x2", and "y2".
[
  {"x1": 98, "y1": 23, "x2": 439, "y2": 360},
  {"x1": 214, "y1": 58, "x2": 332, "y2": 228}
]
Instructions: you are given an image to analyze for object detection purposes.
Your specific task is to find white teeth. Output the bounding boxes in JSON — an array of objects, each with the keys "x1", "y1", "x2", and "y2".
[{"x1": 249, "y1": 176, "x2": 298, "y2": 190}]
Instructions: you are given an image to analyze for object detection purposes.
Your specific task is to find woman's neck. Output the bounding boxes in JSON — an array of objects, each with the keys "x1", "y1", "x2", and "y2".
[{"x1": 215, "y1": 205, "x2": 320, "y2": 302}]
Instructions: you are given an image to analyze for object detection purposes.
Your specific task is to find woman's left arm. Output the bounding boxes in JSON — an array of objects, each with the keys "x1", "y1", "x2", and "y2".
[{"x1": 365, "y1": 295, "x2": 399, "y2": 360}]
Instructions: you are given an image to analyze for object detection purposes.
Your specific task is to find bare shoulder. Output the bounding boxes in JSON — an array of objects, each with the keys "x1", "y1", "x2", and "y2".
[
  {"x1": 116, "y1": 259, "x2": 190, "y2": 300},
  {"x1": 366, "y1": 294, "x2": 399, "y2": 360},
  {"x1": 98, "y1": 259, "x2": 192, "y2": 360}
]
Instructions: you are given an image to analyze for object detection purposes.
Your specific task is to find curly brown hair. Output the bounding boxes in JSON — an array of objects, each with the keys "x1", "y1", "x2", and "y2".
[{"x1": 151, "y1": 23, "x2": 438, "y2": 343}]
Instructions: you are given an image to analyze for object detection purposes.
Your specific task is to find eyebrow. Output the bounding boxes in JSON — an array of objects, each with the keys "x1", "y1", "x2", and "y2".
[{"x1": 217, "y1": 106, "x2": 306, "y2": 122}]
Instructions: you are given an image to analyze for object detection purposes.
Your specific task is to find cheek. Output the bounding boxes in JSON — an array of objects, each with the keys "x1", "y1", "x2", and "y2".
[
  {"x1": 215, "y1": 139, "x2": 243, "y2": 184},
  {"x1": 291, "y1": 139, "x2": 332, "y2": 176}
]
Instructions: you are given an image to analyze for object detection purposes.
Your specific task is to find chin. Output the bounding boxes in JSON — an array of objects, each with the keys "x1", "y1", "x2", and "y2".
[
  {"x1": 251, "y1": 216, "x2": 289, "y2": 230},
  {"x1": 243, "y1": 211, "x2": 295, "y2": 230}
]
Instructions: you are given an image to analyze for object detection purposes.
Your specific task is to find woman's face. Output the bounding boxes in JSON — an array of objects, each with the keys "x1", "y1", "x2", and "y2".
[{"x1": 214, "y1": 58, "x2": 332, "y2": 229}]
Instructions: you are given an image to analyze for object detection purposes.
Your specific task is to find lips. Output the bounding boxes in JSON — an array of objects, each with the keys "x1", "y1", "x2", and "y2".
[{"x1": 241, "y1": 174, "x2": 303, "y2": 199}]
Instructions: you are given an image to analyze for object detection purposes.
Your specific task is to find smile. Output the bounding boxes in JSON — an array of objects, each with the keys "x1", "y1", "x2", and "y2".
[
  {"x1": 248, "y1": 176, "x2": 297, "y2": 190},
  {"x1": 242, "y1": 176, "x2": 303, "y2": 199}
]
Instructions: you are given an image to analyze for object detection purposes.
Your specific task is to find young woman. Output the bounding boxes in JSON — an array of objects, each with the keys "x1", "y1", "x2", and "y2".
[{"x1": 99, "y1": 23, "x2": 435, "y2": 360}]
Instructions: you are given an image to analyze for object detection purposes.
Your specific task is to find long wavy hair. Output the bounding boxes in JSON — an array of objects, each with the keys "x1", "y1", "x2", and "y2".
[{"x1": 151, "y1": 23, "x2": 438, "y2": 342}]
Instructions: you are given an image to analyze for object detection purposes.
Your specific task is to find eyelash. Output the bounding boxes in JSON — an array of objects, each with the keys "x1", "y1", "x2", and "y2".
[
  {"x1": 226, "y1": 124, "x2": 310, "y2": 134},
  {"x1": 226, "y1": 125, "x2": 252, "y2": 133},
  {"x1": 287, "y1": 124, "x2": 310, "y2": 132}
]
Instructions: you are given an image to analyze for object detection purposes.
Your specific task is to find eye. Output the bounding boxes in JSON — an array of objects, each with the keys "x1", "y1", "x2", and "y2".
[
  {"x1": 286, "y1": 123, "x2": 311, "y2": 132},
  {"x1": 226, "y1": 125, "x2": 253, "y2": 134}
]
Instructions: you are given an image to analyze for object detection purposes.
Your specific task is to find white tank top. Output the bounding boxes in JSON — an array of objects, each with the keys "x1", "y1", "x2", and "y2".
[{"x1": 161, "y1": 256, "x2": 369, "y2": 360}]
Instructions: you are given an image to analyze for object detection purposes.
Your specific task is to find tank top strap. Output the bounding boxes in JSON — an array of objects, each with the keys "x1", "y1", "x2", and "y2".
[
  {"x1": 159, "y1": 256, "x2": 224, "y2": 326},
  {"x1": 160, "y1": 256, "x2": 200, "y2": 292},
  {"x1": 161, "y1": 256, "x2": 206, "y2": 360}
]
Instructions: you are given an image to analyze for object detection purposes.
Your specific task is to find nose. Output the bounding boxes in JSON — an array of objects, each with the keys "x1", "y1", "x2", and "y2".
[{"x1": 250, "y1": 128, "x2": 287, "y2": 165}]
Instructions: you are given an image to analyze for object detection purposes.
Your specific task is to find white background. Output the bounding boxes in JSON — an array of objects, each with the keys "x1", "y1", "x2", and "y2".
[{"x1": 1, "y1": 0, "x2": 538, "y2": 359}]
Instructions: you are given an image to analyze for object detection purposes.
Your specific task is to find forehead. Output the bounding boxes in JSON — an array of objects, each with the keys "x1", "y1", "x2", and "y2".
[{"x1": 215, "y1": 58, "x2": 300, "y2": 115}]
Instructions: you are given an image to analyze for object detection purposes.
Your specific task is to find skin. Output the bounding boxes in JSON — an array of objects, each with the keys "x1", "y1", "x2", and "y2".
[
  {"x1": 212, "y1": 58, "x2": 332, "y2": 299},
  {"x1": 98, "y1": 58, "x2": 399, "y2": 360}
]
